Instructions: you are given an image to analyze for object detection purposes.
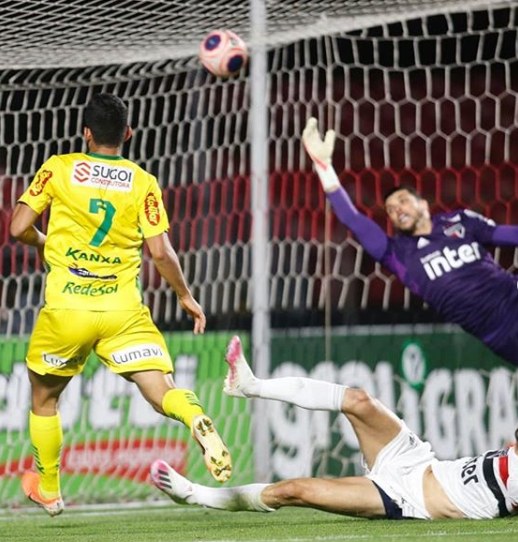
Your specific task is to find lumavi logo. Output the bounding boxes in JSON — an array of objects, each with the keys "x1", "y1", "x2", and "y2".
[
  {"x1": 42, "y1": 353, "x2": 79, "y2": 368},
  {"x1": 420, "y1": 242, "x2": 482, "y2": 280},
  {"x1": 111, "y1": 344, "x2": 165, "y2": 365}
]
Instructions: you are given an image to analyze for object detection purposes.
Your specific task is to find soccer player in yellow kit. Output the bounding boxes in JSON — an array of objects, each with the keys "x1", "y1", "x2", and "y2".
[{"x1": 10, "y1": 93, "x2": 232, "y2": 516}]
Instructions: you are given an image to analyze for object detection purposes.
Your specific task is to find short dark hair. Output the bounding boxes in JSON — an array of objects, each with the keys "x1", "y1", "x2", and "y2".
[
  {"x1": 383, "y1": 185, "x2": 421, "y2": 202},
  {"x1": 83, "y1": 93, "x2": 128, "y2": 146}
]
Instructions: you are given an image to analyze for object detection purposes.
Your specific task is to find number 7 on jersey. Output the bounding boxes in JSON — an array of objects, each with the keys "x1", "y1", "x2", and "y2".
[{"x1": 89, "y1": 198, "x2": 116, "y2": 247}]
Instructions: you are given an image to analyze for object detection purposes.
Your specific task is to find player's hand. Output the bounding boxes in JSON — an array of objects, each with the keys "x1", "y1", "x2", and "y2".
[
  {"x1": 302, "y1": 117, "x2": 336, "y2": 169},
  {"x1": 302, "y1": 117, "x2": 340, "y2": 192},
  {"x1": 178, "y1": 293, "x2": 206, "y2": 334}
]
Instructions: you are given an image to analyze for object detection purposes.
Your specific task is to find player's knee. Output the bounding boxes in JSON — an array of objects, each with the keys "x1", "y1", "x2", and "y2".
[{"x1": 344, "y1": 387, "x2": 377, "y2": 416}]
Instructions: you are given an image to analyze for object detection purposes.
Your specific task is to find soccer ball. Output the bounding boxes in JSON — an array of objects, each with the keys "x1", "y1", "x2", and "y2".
[{"x1": 199, "y1": 30, "x2": 248, "y2": 78}]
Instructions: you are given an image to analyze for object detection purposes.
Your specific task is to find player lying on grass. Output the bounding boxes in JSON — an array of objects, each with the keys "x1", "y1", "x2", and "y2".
[
  {"x1": 151, "y1": 335, "x2": 518, "y2": 520},
  {"x1": 302, "y1": 118, "x2": 518, "y2": 366},
  {"x1": 10, "y1": 94, "x2": 231, "y2": 517}
]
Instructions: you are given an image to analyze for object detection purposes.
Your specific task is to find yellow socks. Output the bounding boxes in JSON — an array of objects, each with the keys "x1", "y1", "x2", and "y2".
[
  {"x1": 29, "y1": 411, "x2": 63, "y2": 498},
  {"x1": 162, "y1": 389, "x2": 204, "y2": 429}
]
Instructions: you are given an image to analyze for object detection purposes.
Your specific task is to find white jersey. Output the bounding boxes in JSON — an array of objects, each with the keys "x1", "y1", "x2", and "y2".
[{"x1": 432, "y1": 447, "x2": 518, "y2": 519}]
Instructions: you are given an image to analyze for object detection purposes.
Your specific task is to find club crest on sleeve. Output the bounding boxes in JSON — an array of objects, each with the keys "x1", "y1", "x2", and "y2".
[
  {"x1": 144, "y1": 192, "x2": 161, "y2": 225},
  {"x1": 29, "y1": 170, "x2": 53, "y2": 196}
]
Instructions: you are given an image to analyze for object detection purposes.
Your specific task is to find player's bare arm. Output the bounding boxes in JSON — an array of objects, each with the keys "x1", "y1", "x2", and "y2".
[
  {"x1": 10, "y1": 202, "x2": 46, "y2": 264},
  {"x1": 145, "y1": 232, "x2": 206, "y2": 334}
]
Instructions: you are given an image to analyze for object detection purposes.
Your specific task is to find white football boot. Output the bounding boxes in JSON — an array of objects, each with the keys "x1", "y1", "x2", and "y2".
[
  {"x1": 150, "y1": 460, "x2": 194, "y2": 504},
  {"x1": 224, "y1": 335, "x2": 258, "y2": 398}
]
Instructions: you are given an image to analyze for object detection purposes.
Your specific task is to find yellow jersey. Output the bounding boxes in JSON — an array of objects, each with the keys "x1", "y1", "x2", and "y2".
[{"x1": 19, "y1": 152, "x2": 169, "y2": 310}]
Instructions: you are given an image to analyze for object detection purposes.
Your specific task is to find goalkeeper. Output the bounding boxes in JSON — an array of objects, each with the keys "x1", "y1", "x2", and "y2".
[
  {"x1": 10, "y1": 93, "x2": 232, "y2": 517},
  {"x1": 300, "y1": 118, "x2": 518, "y2": 366},
  {"x1": 151, "y1": 335, "x2": 518, "y2": 520}
]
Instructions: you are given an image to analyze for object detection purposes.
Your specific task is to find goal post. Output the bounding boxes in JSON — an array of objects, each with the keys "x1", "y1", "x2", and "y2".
[{"x1": 1, "y1": 0, "x2": 517, "y2": 506}]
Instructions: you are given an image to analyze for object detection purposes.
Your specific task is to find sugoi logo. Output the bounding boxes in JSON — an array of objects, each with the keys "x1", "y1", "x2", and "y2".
[
  {"x1": 144, "y1": 192, "x2": 160, "y2": 226},
  {"x1": 111, "y1": 344, "x2": 165, "y2": 365},
  {"x1": 421, "y1": 242, "x2": 482, "y2": 281},
  {"x1": 72, "y1": 161, "x2": 133, "y2": 192},
  {"x1": 73, "y1": 161, "x2": 91, "y2": 183},
  {"x1": 29, "y1": 170, "x2": 52, "y2": 196}
]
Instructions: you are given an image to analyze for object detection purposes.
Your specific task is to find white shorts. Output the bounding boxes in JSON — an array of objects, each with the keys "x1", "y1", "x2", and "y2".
[{"x1": 365, "y1": 424, "x2": 435, "y2": 519}]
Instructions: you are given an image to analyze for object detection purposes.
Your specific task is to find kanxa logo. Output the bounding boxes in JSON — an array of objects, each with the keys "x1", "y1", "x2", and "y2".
[{"x1": 66, "y1": 247, "x2": 122, "y2": 264}]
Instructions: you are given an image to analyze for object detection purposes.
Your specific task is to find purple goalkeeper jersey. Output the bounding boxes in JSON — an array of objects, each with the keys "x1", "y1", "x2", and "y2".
[{"x1": 327, "y1": 189, "x2": 518, "y2": 365}]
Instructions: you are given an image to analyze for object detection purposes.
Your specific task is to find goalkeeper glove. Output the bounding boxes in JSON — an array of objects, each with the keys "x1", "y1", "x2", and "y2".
[{"x1": 302, "y1": 117, "x2": 340, "y2": 193}]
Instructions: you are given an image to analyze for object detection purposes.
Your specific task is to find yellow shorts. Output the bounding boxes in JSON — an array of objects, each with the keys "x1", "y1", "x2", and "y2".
[{"x1": 26, "y1": 306, "x2": 173, "y2": 376}]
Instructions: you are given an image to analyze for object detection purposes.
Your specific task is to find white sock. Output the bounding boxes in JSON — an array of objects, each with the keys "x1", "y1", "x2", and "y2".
[
  {"x1": 189, "y1": 483, "x2": 275, "y2": 512},
  {"x1": 246, "y1": 377, "x2": 347, "y2": 412}
]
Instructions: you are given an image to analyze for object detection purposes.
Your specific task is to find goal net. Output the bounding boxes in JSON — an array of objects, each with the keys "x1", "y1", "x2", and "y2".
[{"x1": 1, "y1": 0, "x2": 517, "y2": 506}]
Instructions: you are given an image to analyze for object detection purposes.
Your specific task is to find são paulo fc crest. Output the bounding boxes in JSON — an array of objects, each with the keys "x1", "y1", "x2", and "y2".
[{"x1": 443, "y1": 223, "x2": 465, "y2": 239}]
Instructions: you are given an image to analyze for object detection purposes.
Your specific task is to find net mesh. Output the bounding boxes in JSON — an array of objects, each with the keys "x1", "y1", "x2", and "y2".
[
  {"x1": 0, "y1": 0, "x2": 517, "y2": 504},
  {"x1": 0, "y1": 0, "x2": 512, "y2": 68},
  {"x1": 2, "y1": 4, "x2": 517, "y2": 335}
]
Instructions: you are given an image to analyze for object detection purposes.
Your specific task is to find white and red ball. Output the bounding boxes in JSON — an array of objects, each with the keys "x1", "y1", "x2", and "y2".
[{"x1": 199, "y1": 29, "x2": 248, "y2": 78}]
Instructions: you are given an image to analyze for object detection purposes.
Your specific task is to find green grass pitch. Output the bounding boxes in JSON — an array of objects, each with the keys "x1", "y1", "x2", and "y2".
[{"x1": 2, "y1": 505, "x2": 518, "y2": 542}]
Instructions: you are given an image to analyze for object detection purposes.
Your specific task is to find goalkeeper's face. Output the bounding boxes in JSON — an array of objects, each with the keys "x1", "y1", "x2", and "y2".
[{"x1": 385, "y1": 189, "x2": 430, "y2": 235}]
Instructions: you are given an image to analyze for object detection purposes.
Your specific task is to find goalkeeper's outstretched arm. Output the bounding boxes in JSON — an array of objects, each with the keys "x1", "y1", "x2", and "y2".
[{"x1": 302, "y1": 117, "x2": 388, "y2": 261}]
